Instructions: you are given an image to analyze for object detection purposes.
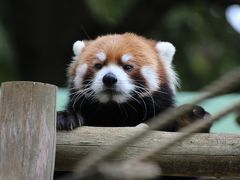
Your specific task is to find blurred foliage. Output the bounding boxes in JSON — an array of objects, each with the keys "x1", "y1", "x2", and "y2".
[
  {"x1": 0, "y1": 0, "x2": 239, "y2": 91},
  {"x1": 0, "y1": 24, "x2": 16, "y2": 82},
  {"x1": 85, "y1": 0, "x2": 137, "y2": 26},
  {"x1": 0, "y1": 0, "x2": 17, "y2": 82},
  {"x1": 151, "y1": 3, "x2": 240, "y2": 90},
  {"x1": 84, "y1": 1, "x2": 240, "y2": 91}
]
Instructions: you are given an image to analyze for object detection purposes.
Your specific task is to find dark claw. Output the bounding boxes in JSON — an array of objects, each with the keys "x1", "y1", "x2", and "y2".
[
  {"x1": 192, "y1": 106, "x2": 207, "y2": 119},
  {"x1": 176, "y1": 104, "x2": 211, "y2": 133},
  {"x1": 57, "y1": 110, "x2": 83, "y2": 131}
]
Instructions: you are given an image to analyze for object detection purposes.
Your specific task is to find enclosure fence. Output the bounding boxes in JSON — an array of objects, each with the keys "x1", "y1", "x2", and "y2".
[{"x1": 0, "y1": 67, "x2": 240, "y2": 180}]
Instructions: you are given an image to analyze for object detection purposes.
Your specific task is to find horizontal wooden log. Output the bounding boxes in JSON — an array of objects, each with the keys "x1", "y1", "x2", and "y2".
[{"x1": 55, "y1": 127, "x2": 240, "y2": 177}]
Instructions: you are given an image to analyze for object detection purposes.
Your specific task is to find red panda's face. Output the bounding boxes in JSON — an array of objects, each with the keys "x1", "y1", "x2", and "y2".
[{"x1": 69, "y1": 33, "x2": 177, "y2": 103}]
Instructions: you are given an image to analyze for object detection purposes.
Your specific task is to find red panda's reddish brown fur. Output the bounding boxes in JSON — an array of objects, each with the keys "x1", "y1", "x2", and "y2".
[
  {"x1": 69, "y1": 33, "x2": 168, "y2": 86},
  {"x1": 57, "y1": 33, "x2": 211, "y2": 180},
  {"x1": 59, "y1": 33, "x2": 178, "y2": 129}
]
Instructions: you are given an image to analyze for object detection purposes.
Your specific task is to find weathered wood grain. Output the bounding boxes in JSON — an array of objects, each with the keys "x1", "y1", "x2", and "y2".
[
  {"x1": 56, "y1": 127, "x2": 240, "y2": 177},
  {"x1": 0, "y1": 82, "x2": 57, "y2": 180}
]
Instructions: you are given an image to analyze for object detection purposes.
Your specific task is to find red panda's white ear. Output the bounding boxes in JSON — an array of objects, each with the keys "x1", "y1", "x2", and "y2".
[
  {"x1": 73, "y1": 40, "x2": 85, "y2": 56},
  {"x1": 155, "y1": 42, "x2": 176, "y2": 64}
]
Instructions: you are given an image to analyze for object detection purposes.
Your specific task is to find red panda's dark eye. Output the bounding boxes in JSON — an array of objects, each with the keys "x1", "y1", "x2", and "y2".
[
  {"x1": 123, "y1": 64, "x2": 133, "y2": 71},
  {"x1": 94, "y1": 63, "x2": 103, "y2": 70}
]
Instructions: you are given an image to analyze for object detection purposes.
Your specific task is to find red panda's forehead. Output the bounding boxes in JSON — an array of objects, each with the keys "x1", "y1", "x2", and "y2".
[{"x1": 82, "y1": 34, "x2": 159, "y2": 66}]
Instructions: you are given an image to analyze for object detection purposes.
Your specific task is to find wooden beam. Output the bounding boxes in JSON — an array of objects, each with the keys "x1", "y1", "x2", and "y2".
[
  {"x1": 56, "y1": 127, "x2": 240, "y2": 177},
  {"x1": 0, "y1": 82, "x2": 57, "y2": 180}
]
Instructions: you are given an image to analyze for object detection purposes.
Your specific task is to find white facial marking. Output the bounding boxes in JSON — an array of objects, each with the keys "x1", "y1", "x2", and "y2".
[
  {"x1": 96, "y1": 52, "x2": 106, "y2": 62},
  {"x1": 74, "y1": 64, "x2": 88, "y2": 88},
  {"x1": 163, "y1": 62, "x2": 179, "y2": 94},
  {"x1": 141, "y1": 66, "x2": 160, "y2": 92},
  {"x1": 112, "y1": 94, "x2": 128, "y2": 103},
  {"x1": 91, "y1": 64, "x2": 134, "y2": 103},
  {"x1": 73, "y1": 41, "x2": 85, "y2": 56},
  {"x1": 155, "y1": 41, "x2": 179, "y2": 93},
  {"x1": 121, "y1": 53, "x2": 133, "y2": 63},
  {"x1": 98, "y1": 94, "x2": 110, "y2": 103}
]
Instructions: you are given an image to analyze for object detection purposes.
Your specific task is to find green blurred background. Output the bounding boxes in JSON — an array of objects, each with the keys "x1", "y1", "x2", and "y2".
[
  {"x1": 0, "y1": 0, "x2": 240, "y2": 132},
  {"x1": 1, "y1": 0, "x2": 240, "y2": 90}
]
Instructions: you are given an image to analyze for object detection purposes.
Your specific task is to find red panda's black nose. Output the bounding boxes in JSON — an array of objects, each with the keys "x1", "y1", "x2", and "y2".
[{"x1": 103, "y1": 73, "x2": 117, "y2": 88}]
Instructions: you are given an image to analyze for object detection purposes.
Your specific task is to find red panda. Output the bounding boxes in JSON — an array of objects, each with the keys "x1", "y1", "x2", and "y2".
[
  {"x1": 55, "y1": 33, "x2": 211, "y2": 180},
  {"x1": 57, "y1": 33, "x2": 178, "y2": 130},
  {"x1": 57, "y1": 33, "x2": 210, "y2": 132}
]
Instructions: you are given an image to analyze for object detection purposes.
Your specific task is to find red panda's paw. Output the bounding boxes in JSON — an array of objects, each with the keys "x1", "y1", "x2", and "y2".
[
  {"x1": 57, "y1": 110, "x2": 83, "y2": 131},
  {"x1": 176, "y1": 104, "x2": 212, "y2": 133}
]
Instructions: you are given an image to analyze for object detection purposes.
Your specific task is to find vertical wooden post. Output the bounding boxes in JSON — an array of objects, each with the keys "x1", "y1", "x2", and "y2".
[{"x1": 0, "y1": 82, "x2": 57, "y2": 180}]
